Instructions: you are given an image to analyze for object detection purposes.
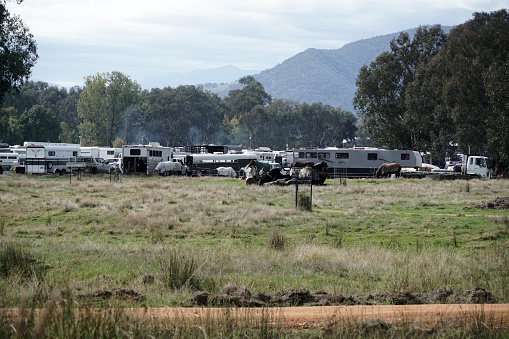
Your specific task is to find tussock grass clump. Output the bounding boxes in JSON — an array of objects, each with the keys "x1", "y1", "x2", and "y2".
[
  {"x1": 268, "y1": 231, "x2": 286, "y2": 251},
  {"x1": 157, "y1": 248, "x2": 202, "y2": 290},
  {"x1": 0, "y1": 242, "x2": 47, "y2": 280}
]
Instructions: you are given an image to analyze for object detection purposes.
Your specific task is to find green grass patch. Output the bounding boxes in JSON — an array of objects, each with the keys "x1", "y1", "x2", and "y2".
[{"x1": 0, "y1": 174, "x2": 508, "y2": 308}]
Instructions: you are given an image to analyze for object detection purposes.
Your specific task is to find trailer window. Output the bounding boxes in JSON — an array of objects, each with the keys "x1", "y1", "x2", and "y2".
[
  {"x1": 48, "y1": 151, "x2": 55, "y2": 156},
  {"x1": 298, "y1": 152, "x2": 305, "y2": 158},
  {"x1": 149, "y1": 150, "x2": 162, "y2": 157},
  {"x1": 107, "y1": 151, "x2": 114, "y2": 155},
  {"x1": 318, "y1": 152, "x2": 330, "y2": 159},
  {"x1": 335, "y1": 153, "x2": 349, "y2": 159},
  {"x1": 401, "y1": 153, "x2": 410, "y2": 160},
  {"x1": 306, "y1": 152, "x2": 317, "y2": 158},
  {"x1": 130, "y1": 149, "x2": 141, "y2": 156},
  {"x1": 368, "y1": 153, "x2": 377, "y2": 160}
]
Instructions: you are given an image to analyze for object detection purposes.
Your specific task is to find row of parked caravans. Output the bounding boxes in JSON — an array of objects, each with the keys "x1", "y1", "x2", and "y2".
[
  {"x1": 1, "y1": 142, "x2": 280, "y2": 176},
  {"x1": 2, "y1": 142, "x2": 424, "y2": 178}
]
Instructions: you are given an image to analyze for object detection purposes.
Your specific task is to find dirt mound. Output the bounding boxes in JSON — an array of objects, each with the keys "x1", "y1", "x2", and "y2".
[
  {"x1": 186, "y1": 286, "x2": 496, "y2": 307},
  {"x1": 88, "y1": 288, "x2": 146, "y2": 302},
  {"x1": 465, "y1": 196, "x2": 509, "y2": 210},
  {"x1": 447, "y1": 287, "x2": 496, "y2": 304}
]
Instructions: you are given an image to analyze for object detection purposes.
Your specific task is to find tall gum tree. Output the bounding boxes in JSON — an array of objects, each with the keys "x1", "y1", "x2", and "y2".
[
  {"x1": 442, "y1": 9, "x2": 509, "y2": 168},
  {"x1": 77, "y1": 71, "x2": 141, "y2": 146},
  {"x1": 353, "y1": 25, "x2": 446, "y2": 150},
  {"x1": 0, "y1": 0, "x2": 38, "y2": 105}
]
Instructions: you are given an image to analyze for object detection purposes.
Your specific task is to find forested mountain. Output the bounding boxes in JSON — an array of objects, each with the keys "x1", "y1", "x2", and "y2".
[
  {"x1": 202, "y1": 27, "x2": 451, "y2": 112},
  {"x1": 253, "y1": 27, "x2": 451, "y2": 112}
]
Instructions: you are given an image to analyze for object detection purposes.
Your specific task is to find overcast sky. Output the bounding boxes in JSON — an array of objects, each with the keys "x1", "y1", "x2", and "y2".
[{"x1": 6, "y1": 0, "x2": 507, "y2": 89}]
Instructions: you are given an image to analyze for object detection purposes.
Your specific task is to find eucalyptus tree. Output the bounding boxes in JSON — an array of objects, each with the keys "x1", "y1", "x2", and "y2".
[
  {"x1": 442, "y1": 9, "x2": 509, "y2": 166},
  {"x1": 77, "y1": 71, "x2": 142, "y2": 146},
  {"x1": 353, "y1": 25, "x2": 446, "y2": 150},
  {"x1": 225, "y1": 76, "x2": 272, "y2": 146},
  {"x1": 20, "y1": 104, "x2": 60, "y2": 142},
  {"x1": 0, "y1": 0, "x2": 37, "y2": 105},
  {"x1": 225, "y1": 76, "x2": 272, "y2": 118}
]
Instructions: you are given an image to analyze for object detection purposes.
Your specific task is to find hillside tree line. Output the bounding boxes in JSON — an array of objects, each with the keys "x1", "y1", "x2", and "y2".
[
  {"x1": 1, "y1": 75, "x2": 358, "y2": 150},
  {"x1": 354, "y1": 9, "x2": 509, "y2": 171}
]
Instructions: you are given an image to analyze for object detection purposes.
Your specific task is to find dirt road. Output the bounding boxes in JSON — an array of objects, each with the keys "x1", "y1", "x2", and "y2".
[
  {"x1": 126, "y1": 304, "x2": 509, "y2": 329},
  {"x1": 3, "y1": 304, "x2": 508, "y2": 330}
]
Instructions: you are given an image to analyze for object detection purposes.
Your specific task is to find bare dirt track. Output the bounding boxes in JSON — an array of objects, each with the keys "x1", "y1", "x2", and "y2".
[
  {"x1": 2, "y1": 304, "x2": 508, "y2": 331},
  {"x1": 127, "y1": 304, "x2": 509, "y2": 329}
]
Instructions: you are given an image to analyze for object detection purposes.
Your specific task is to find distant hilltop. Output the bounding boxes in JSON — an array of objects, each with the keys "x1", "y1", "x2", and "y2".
[{"x1": 150, "y1": 26, "x2": 451, "y2": 112}]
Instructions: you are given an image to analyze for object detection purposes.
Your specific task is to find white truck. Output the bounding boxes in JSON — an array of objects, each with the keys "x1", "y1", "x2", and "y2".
[
  {"x1": 80, "y1": 156, "x2": 113, "y2": 174},
  {"x1": 402, "y1": 154, "x2": 490, "y2": 180}
]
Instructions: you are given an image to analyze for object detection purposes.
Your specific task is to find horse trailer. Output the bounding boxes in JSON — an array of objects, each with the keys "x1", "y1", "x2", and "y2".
[
  {"x1": 292, "y1": 147, "x2": 422, "y2": 178},
  {"x1": 122, "y1": 143, "x2": 172, "y2": 175},
  {"x1": 25, "y1": 144, "x2": 81, "y2": 175},
  {"x1": 173, "y1": 153, "x2": 258, "y2": 176}
]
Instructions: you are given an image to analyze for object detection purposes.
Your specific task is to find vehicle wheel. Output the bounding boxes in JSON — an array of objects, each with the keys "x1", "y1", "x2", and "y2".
[
  {"x1": 91, "y1": 167, "x2": 97, "y2": 174},
  {"x1": 60, "y1": 169, "x2": 67, "y2": 175},
  {"x1": 55, "y1": 169, "x2": 60, "y2": 175}
]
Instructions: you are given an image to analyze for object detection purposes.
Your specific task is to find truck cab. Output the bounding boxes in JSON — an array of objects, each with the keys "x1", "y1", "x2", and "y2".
[{"x1": 461, "y1": 155, "x2": 489, "y2": 179}]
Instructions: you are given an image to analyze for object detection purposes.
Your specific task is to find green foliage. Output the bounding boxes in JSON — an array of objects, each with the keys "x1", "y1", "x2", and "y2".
[
  {"x1": 150, "y1": 85, "x2": 224, "y2": 146},
  {"x1": 0, "y1": 3, "x2": 38, "y2": 105},
  {"x1": 354, "y1": 10, "x2": 509, "y2": 171},
  {"x1": 443, "y1": 9, "x2": 509, "y2": 167},
  {"x1": 20, "y1": 105, "x2": 61, "y2": 142},
  {"x1": 78, "y1": 72, "x2": 142, "y2": 147},
  {"x1": 354, "y1": 25, "x2": 447, "y2": 150}
]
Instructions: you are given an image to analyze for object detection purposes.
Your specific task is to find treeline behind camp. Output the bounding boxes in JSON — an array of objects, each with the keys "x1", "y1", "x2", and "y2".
[{"x1": 0, "y1": 75, "x2": 358, "y2": 151}]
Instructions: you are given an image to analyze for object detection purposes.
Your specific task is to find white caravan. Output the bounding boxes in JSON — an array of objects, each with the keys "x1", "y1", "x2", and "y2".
[{"x1": 26, "y1": 144, "x2": 81, "y2": 174}]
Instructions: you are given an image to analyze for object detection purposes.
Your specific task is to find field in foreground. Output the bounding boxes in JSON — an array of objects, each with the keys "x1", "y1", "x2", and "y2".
[{"x1": 0, "y1": 174, "x2": 509, "y2": 336}]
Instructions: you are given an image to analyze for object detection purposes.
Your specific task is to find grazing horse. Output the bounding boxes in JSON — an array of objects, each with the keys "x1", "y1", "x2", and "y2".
[{"x1": 375, "y1": 162, "x2": 402, "y2": 178}]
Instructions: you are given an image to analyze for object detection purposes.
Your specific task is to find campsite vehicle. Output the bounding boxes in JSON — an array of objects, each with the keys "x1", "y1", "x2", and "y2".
[
  {"x1": 26, "y1": 144, "x2": 81, "y2": 175},
  {"x1": 154, "y1": 158, "x2": 188, "y2": 176},
  {"x1": 0, "y1": 144, "x2": 18, "y2": 173},
  {"x1": 99, "y1": 147, "x2": 122, "y2": 161},
  {"x1": 292, "y1": 147, "x2": 422, "y2": 178},
  {"x1": 81, "y1": 147, "x2": 122, "y2": 162},
  {"x1": 79, "y1": 156, "x2": 112, "y2": 174},
  {"x1": 401, "y1": 154, "x2": 490, "y2": 179},
  {"x1": 122, "y1": 143, "x2": 172, "y2": 175},
  {"x1": 0, "y1": 153, "x2": 18, "y2": 174}
]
